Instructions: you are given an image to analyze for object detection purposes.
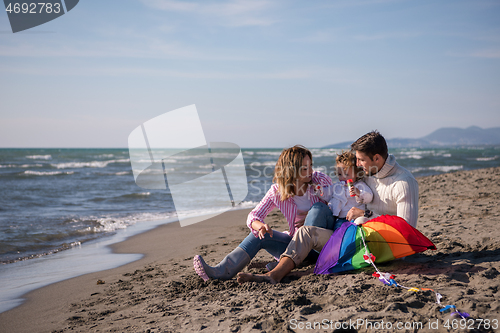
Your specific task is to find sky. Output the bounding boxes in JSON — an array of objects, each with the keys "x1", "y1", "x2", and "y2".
[{"x1": 0, "y1": 0, "x2": 499, "y2": 148}]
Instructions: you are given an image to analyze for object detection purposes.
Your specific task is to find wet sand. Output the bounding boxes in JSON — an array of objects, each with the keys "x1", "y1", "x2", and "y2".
[{"x1": 1, "y1": 167, "x2": 499, "y2": 332}]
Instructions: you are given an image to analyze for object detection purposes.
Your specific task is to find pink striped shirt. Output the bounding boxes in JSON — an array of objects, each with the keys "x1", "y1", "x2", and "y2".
[{"x1": 246, "y1": 171, "x2": 333, "y2": 237}]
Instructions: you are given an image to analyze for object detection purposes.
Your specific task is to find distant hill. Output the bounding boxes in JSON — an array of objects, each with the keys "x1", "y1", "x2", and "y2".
[{"x1": 322, "y1": 126, "x2": 500, "y2": 149}]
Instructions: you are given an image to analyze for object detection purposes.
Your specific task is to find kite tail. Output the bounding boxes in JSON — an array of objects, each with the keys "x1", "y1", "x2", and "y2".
[{"x1": 357, "y1": 224, "x2": 469, "y2": 320}]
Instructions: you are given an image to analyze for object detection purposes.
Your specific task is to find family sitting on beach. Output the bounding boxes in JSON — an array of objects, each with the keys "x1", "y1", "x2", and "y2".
[{"x1": 194, "y1": 131, "x2": 419, "y2": 284}]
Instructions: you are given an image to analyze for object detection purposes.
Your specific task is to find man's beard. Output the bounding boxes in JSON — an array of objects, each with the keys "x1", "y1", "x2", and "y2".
[{"x1": 366, "y1": 166, "x2": 379, "y2": 176}]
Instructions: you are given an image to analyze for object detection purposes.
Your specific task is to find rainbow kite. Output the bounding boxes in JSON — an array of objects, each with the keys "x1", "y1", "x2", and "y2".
[{"x1": 314, "y1": 215, "x2": 436, "y2": 275}]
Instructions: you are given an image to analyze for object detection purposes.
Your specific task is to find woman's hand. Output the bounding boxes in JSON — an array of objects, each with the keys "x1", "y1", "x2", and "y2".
[
  {"x1": 258, "y1": 224, "x2": 273, "y2": 239},
  {"x1": 294, "y1": 217, "x2": 305, "y2": 228},
  {"x1": 252, "y1": 220, "x2": 273, "y2": 239}
]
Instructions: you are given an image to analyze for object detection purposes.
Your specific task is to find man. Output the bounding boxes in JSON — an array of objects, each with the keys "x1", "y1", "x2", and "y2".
[{"x1": 237, "y1": 130, "x2": 419, "y2": 284}]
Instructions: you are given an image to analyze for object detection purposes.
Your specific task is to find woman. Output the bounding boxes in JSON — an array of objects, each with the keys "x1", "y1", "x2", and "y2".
[{"x1": 193, "y1": 145, "x2": 335, "y2": 281}]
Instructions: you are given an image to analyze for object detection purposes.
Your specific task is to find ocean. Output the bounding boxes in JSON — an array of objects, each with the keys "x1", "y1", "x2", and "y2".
[{"x1": 0, "y1": 146, "x2": 499, "y2": 312}]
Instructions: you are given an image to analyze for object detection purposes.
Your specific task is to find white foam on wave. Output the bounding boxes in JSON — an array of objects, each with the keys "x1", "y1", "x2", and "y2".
[
  {"x1": 310, "y1": 149, "x2": 343, "y2": 157},
  {"x1": 26, "y1": 155, "x2": 52, "y2": 160},
  {"x1": 411, "y1": 165, "x2": 464, "y2": 173},
  {"x1": 429, "y1": 165, "x2": 463, "y2": 172},
  {"x1": 51, "y1": 158, "x2": 130, "y2": 169},
  {"x1": 256, "y1": 151, "x2": 282, "y2": 156},
  {"x1": 24, "y1": 170, "x2": 74, "y2": 176},
  {"x1": 397, "y1": 150, "x2": 452, "y2": 160},
  {"x1": 0, "y1": 164, "x2": 44, "y2": 168},
  {"x1": 83, "y1": 201, "x2": 258, "y2": 234},
  {"x1": 198, "y1": 164, "x2": 215, "y2": 169},
  {"x1": 247, "y1": 161, "x2": 276, "y2": 167},
  {"x1": 52, "y1": 161, "x2": 109, "y2": 169},
  {"x1": 403, "y1": 154, "x2": 423, "y2": 160},
  {"x1": 77, "y1": 212, "x2": 173, "y2": 234},
  {"x1": 476, "y1": 156, "x2": 497, "y2": 161},
  {"x1": 169, "y1": 201, "x2": 259, "y2": 225}
]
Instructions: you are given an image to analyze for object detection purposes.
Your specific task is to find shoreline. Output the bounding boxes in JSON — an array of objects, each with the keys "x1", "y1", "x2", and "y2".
[
  {"x1": 0, "y1": 208, "x2": 254, "y2": 333},
  {"x1": 0, "y1": 206, "x2": 254, "y2": 315},
  {"x1": 1, "y1": 167, "x2": 500, "y2": 332}
]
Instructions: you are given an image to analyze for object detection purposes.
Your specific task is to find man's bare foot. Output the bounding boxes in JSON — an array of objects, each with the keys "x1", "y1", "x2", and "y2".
[{"x1": 237, "y1": 272, "x2": 278, "y2": 284}]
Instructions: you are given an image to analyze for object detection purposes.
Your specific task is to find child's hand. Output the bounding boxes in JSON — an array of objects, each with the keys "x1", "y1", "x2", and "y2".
[
  {"x1": 349, "y1": 186, "x2": 360, "y2": 197},
  {"x1": 312, "y1": 184, "x2": 323, "y2": 197}
]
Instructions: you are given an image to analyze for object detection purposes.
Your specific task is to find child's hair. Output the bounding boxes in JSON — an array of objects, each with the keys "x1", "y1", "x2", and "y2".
[{"x1": 336, "y1": 150, "x2": 365, "y2": 181}]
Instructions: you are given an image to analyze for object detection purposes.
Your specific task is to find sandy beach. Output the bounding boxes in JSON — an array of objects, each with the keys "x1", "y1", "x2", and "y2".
[{"x1": 1, "y1": 167, "x2": 500, "y2": 333}]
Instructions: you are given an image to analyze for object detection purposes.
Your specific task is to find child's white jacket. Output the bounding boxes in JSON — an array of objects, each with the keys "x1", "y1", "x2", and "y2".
[{"x1": 315, "y1": 179, "x2": 373, "y2": 218}]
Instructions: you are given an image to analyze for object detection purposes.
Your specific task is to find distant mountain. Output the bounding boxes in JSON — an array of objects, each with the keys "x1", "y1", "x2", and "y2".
[{"x1": 322, "y1": 126, "x2": 500, "y2": 149}]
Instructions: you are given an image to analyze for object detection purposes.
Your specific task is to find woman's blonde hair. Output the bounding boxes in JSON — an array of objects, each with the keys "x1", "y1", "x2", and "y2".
[
  {"x1": 273, "y1": 145, "x2": 312, "y2": 201},
  {"x1": 336, "y1": 150, "x2": 364, "y2": 181}
]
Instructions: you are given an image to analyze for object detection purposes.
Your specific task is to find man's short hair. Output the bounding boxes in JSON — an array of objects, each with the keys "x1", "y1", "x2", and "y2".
[{"x1": 351, "y1": 130, "x2": 388, "y2": 160}]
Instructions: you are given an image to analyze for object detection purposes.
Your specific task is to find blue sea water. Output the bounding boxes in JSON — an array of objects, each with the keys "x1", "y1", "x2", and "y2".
[{"x1": 0, "y1": 146, "x2": 499, "y2": 313}]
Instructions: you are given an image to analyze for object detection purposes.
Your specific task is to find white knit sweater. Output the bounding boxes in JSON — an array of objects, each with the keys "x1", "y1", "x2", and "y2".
[{"x1": 355, "y1": 154, "x2": 419, "y2": 227}]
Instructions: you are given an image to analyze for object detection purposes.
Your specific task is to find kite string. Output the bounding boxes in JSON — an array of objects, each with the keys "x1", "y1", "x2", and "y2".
[{"x1": 356, "y1": 224, "x2": 467, "y2": 319}]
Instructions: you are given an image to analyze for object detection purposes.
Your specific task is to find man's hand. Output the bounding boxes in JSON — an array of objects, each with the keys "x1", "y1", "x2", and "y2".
[{"x1": 346, "y1": 207, "x2": 364, "y2": 221}]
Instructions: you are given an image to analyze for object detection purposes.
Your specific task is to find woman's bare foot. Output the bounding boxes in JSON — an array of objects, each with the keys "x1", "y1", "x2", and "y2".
[{"x1": 236, "y1": 272, "x2": 278, "y2": 284}]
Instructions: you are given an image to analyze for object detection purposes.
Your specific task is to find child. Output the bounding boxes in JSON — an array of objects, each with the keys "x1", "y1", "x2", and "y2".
[{"x1": 315, "y1": 151, "x2": 373, "y2": 226}]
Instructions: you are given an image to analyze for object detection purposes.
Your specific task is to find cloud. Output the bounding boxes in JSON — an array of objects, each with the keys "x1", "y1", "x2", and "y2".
[
  {"x1": 353, "y1": 31, "x2": 421, "y2": 41},
  {"x1": 470, "y1": 49, "x2": 500, "y2": 59},
  {"x1": 139, "y1": 0, "x2": 278, "y2": 27},
  {"x1": 0, "y1": 36, "x2": 256, "y2": 61},
  {"x1": 293, "y1": 30, "x2": 341, "y2": 43},
  {"x1": 318, "y1": 0, "x2": 409, "y2": 10},
  {"x1": 139, "y1": 0, "x2": 198, "y2": 12},
  {"x1": 447, "y1": 49, "x2": 500, "y2": 59},
  {"x1": 0, "y1": 63, "x2": 365, "y2": 85}
]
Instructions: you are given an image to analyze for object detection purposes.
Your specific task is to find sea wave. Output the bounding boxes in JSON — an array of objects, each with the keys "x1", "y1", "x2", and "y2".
[
  {"x1": 310, "y1": 149, "x2": 343, "y2": 157},
  {"x1": 397, "y1": 150, "x2": 452, "y2": 159},
  {"x1": 26, "y1": 155, "x2": 52, "y2": 160},
  {"x1": 85, "y1": 211, "x2": 182, "y2": 233},
  {"x1": 0, "y1": 164, "x2": 44, "y2": 168},
  {"x1": 411, "y1": 165, "x2": 464, "y2": 173},
  {"x1": 255, "y1": 151, "x2": 282, "y2": 156},
  {"x1": 247, "y1": 161, "x2": 276, "y2": 167},
  {"x1": 75, "y1": 202, "x2": 257, "y2": 234},
  {"x1": 400, "y1": 154, "x2": 423, "y2": 160},
  {"x1": 24, "y1": 170, "x2": 75, "y2": 176},
  {"x1": 96, "y1": 171, "x2": 131, "y2": 176},
  {"x1": 119, "y1": 192, "x2": 151, "y2": 198},
  {"x1": 429, "y1": 165, "x2": 463, "y2": 172},
  {"x1": 476, "y1": 156, "x2": 498, "y2": 161},
  {"x1": 51, "y1": 158, "x2": 130, "y2": 169}
]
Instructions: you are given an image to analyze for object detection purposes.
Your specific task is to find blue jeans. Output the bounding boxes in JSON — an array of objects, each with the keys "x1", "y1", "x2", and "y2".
[
  {"x1": 304, "y1": 202, "x2": 344, "y2": 231},
  {"x1": 238, "y1": 231, "x2": 320, "y2": 262},
  {"x1": 239, "y1": 202, "x2": 341, "y2": 260},
  {"x1": 238, "y1": 230, "x2": 292, "y2": 259}
]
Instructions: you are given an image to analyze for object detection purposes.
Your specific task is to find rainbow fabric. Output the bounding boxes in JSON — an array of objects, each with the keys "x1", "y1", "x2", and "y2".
[{"x1": 314, "y1": 215, "x2": 436, "y2": 275}]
